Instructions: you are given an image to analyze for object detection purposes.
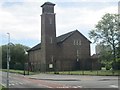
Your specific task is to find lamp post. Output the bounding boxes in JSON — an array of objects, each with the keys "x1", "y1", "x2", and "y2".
[
  {"x1": 24, "y1": 49, "x2": 28, "y2": 75},
  {"x1": 7, "y1": 33, "x2": 10, "y2": 88}
]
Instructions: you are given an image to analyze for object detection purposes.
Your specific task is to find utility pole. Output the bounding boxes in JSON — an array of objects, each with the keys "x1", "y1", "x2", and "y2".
[{"x1": 7, "y1": 33, "x2": 10, "y2": 88}]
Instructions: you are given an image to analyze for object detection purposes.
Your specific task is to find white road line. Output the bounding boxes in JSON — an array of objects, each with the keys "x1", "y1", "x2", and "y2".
[
  {"x1": 9, "y1": 83, "x2": 15, "y2": 86},
  {"x1": 38, "y1": 84, "x2": 52, "y2": 88},
  {"x1": 57, "y1": 86, "x2": 82, "y2": 88},
  {"x1": 15, "y1": 82, "x2": 20, "y2": 85},
  {"x1": 9, "y1": 82, "x2": 24, "y2": 86},
  {"x1": 76, "y1": 86, "x2": 82, "y2": 88},
  {"x1": 109, "y1": 85, "x2": 118, "y2": 88},
  {"x1": 18, "y1": 82, "x2": 23, "y2": 85}
]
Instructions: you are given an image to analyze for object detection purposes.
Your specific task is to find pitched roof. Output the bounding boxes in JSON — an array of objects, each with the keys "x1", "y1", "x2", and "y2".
[
  {"x1": 28, "y1": 30, "x2": 91, "y2": 52},
  {"x1": 41, "y1": 2, "x2": 55, "y2": 7},
  {"x1": 27, "y1": 43, "x2": 41, "y2": 52},
  {"x1": 57, "y1": 30, "x2": 91, "y2": 43},
  {"x1": 56, "y1": 30, "x2": 75, "y2": 43}
]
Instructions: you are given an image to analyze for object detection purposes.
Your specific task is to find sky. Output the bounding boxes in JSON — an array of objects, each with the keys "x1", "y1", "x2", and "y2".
[{"x1": 0, "y1": 0, "x2": 119, "y2": 55}]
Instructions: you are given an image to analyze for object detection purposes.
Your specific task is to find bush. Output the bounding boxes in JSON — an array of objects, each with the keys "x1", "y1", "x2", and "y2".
[
  {"x1": 14, "y1": 63, "x2": 24, "y2": 70},
  {"x1": 112, "y1": 58, "x2": 120, "y2": 70},
  {"x1": 105, "y1": 64, "x2": 111, "y2": 70}
]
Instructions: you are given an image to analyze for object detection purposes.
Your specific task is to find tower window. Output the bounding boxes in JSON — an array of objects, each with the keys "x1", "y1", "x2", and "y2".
[
  {"x1": 77, "y1": 50, "x2": 79, "y2": 57},
  {"x1": 51, "y1": 56, "x2": 54, "y2": 62},
  {"x1": 49, "y1": 18, "x2": 52, "y2": 24},
  {"x1": 42, "y1": 18, "x2": 44, "y2": 24},
  {"x1": 50, "y1": 37, "x2": 53, "y2": 44}
]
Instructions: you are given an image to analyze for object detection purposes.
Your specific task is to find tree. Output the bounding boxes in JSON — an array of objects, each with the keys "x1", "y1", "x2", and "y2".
[
  {"x1": 89, "y1": 13, "x2": 120, "y2": 62},
  {"x1": 116, "y1": 43, "x2": 120, "y2": 58},
  {"x1": 1, "y1": 44, "x2": 30, "y2": 70},
  {"x1": 97, "y1": 44, "x2": 113, "y2": 70}
]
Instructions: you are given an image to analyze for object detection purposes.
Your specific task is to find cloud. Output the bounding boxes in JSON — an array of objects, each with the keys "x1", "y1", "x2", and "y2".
[
  {"x1": 0, "y1": 0, "x2": 118, "y2": 54},
  {"x1": 0, "y1": 1, "x2": 42, "y2": 41},
  {"x1": 55, "y1": 3, "x2": 117, "y2": 36}
]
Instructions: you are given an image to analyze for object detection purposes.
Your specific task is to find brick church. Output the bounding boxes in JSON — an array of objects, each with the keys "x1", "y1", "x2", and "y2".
[{"x1": 28, "y1": 2, "x2": 99, "y2": 72}]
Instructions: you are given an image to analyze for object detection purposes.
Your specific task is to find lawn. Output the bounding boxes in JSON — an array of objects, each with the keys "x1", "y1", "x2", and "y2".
[
  {"x1": 1, "y1": 69, "x2": 120, "y2": 76},
  {"x1": 1, "y1": 69, "x2": 38, "y2": 75},
  {"x1": 47, "y1": 70, "x2": 120, "y2": 76}
]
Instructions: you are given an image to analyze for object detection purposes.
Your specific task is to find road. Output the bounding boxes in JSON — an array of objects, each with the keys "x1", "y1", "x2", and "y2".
[{"x1": 0, "y1": 71, "x2": 119, "y2": 89}]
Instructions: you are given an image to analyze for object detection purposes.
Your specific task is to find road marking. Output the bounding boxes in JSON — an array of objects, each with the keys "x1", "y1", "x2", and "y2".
[
  {"x1": 109, "y1": 85, "x2": 118, "y2": 88},
  {"x1": 9, "y1": 83, "x2": 15, "y2": 86},
  {"x1": 19, "y1": 82, "x2": 23, "y2": 85},
  {"x1": 57, "y1": 85, "x2": 82, "y2": 88},
  {"x1": 38, "y1": 84, "x2": 53, "y2": 88},
  {"x1": 76, "y1": 86, "x2": 82, "y2": 88},
  {"x1": 9, "y1": 82, "x2": 24, "y2": 86}
]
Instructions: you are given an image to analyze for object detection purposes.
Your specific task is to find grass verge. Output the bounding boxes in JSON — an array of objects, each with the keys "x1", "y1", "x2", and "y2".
[
  {"x1": 46, "y1": 70, "x2": 120, "y2": 76},
  {"x1": 1, "y1": 69, "x2": 120, "y2": 76},
  {"x1": 0, "y1": 84, "x2": 6, "y2": 90},
  {"x1": 1, "y1": 69, "x2": 39, "y2": 75}
]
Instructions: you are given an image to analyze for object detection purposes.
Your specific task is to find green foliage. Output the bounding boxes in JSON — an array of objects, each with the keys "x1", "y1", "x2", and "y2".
[
  {"x1": 105, "y1": 63, "x2": 112, "y2": 70},
  {"x1": 1, "y1": 44, "x2": 30, "y2": 70},
  {"x1": 112, "y1": 58, "x2": 120, "y2": 70},
  {"x1": 89, "y1": 13, "x2": 120, "y2": 61},
  {"x1": 2, "y1": 69, "x2": 38, "y2": 75},
  {"x1": 89, "y1": 13, "x2": 120, "y2": 69},
  {"x1": 116, "y1": 43, "x2": 120, "y2": 58},
  {"x1": 89, "y1": 13, "x2": 120, "y2": 44},
  {"x1": 0, "y1": 84, "x2": 6, "y2": 90}
]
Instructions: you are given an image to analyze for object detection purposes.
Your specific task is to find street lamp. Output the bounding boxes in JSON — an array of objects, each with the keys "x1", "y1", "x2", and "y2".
[
  {"x1": 24, "y1": 49, "x2": 29, "y2": 75},
  {"x1": 7, "y1": 33, "x2": 10, "y2": 88}
]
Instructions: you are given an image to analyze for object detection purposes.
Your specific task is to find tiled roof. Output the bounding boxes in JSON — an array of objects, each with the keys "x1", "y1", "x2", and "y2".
[{"x1": 28, "y1": 30, "x2": 91, "y2": 52}]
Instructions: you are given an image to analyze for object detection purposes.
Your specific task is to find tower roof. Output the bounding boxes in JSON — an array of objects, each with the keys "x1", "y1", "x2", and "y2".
[{"x1": 41, "y1": 2, "x2": 55, "y2": 7}]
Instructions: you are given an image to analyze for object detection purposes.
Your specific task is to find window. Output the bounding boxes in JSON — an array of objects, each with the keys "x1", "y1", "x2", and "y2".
[
  {"x1": 49, "y1": 18, "x2": 52, "y2": 24},
  {"x1": 76, "y1": 40, "x2": 79, "y2": 45},
  {"x1": 74, "y1": 40, "x2": 76, "y2": 45},
  {"x1": 77, "y1": 50, "x2": 79, "y2": 57},
  {"x1": 42, "y1": 18, "x2": 44, "y2": 24},
  {"x1": 74, "y1": 40, "x2": 81, "y2": 45},
  {"x1": 79, "y1": 40, "x2": 81, "y2": 45},
  {"x1": 51, "y1": 56, "x2": 53, "y2": 62},
  {"x1": 50, "y1": 37, "x2": 53, "y2": 44}
]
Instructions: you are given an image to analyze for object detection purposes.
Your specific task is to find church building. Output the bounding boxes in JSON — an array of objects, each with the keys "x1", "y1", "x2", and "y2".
[{"x1": 28, "y1": 2, "x2": 94, "y2": 72}]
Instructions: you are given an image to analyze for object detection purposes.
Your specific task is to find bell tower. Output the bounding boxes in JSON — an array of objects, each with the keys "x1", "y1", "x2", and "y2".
[{"x1": 41, "y1": 2, "x2": 56, "y2": 71}]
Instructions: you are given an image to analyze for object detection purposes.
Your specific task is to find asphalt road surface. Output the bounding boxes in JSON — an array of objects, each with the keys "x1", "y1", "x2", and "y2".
[{"x1": 0, "y1": 71, "x2": 119, "y2": 89}]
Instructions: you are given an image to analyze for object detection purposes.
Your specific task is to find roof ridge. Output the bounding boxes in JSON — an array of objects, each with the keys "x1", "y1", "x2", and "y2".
[
  {"x1": 57, "y1": 30, "x2": 77, "y2": 43},
  {"x1": 57, "y1": 30, "x2": 76, "y2": 37}
]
